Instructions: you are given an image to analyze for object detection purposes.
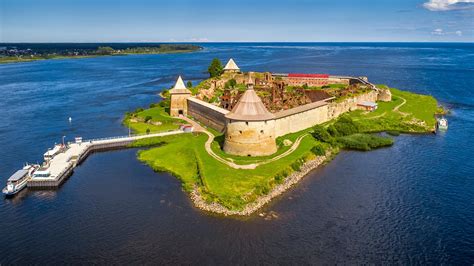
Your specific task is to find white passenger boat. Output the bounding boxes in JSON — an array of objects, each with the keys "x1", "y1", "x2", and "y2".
[
  {"x1": 43, "y1": 144, "x2": 65, "y2": 162},
  {"x1": 437, "y1": 117, "x2": 448, "y2": 131},
  {"x1": 2, "y1": 164, "x2": 38, "y2": 196},
  {"x1": 32, "y1": 169, "x2": 51, "y2": 179}
]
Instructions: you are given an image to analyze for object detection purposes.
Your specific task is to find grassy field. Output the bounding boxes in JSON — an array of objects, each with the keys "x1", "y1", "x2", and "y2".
[
  {"x1": 124, "y1": 105, "x2": 186, "y2": 134},
  {"x1": 346, "y1": 87, "x2": 438, "y2": 133},
  {"x1": 132, "y1": 129, "x2": 320, "y2": 210}
]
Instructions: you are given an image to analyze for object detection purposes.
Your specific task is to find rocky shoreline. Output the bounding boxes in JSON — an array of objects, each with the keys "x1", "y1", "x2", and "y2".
[{"x1": 190, "y1": 152, "x2": 330, "y2": 216}]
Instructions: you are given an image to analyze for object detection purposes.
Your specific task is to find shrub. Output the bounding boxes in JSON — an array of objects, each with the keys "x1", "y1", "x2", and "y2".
[
  {"x1": 337, "y1": 134, "x2": 393, "y2": 151},
  {"x1": 290, "y1": 158, "x2": 305, "y2": 171},
  {"x1": 311, "y1": 125, "x2": 333, "y2": 143},
  {"x1": 144, "y1": 116, "x2": 152, "y2": 122},
  {"x1": 386, "y1": 130, "x2": 400, "y2": 136},
  {"x1": 333, "y1": 116, "x2": 360, "y2": 136},
  {"x1": 135, "y1": 107, "x2": 144, "y2": 113},
  {"x1": 149, "y1": 103, "x2": 157, "y2": 108},
  {"x1": 146, "y1": 128, "x2": 150, "y2": 134},
  {"x1": 311, "y1": 144, "x2": 326, "y2": 156},
  {"x1": 327, "y1": 125, "x2": 340, "y2": 137},
  {"x1": 159, "y1": 99, "x2": 170, "y2": 108},
  {"x1": 255, "y1": 184, "x2": 270, "y2": 195}
]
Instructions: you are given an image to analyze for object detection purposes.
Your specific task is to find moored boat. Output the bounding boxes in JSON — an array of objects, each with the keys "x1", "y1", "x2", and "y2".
[
  {"x1": 437, "y1": 117, "x2": 448, "y2": 131},
  {"x1": 2, "y1": 164, "x2": 39, "y2": 196}
]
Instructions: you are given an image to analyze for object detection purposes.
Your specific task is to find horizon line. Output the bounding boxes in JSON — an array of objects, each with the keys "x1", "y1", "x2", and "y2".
[{"x1": 1, "y1": 41, "x2": 473, "y2": 44}]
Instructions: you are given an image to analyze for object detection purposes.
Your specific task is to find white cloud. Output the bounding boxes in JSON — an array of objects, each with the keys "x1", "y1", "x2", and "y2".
[
  {"x1": 431, "y1": 28, "x2": 464, "y2": 36},
  {"x1": 423, "y1": 0, "x2": 474, "y2": 11},
  {"x1": 432, "y1": 28, "x2": 444, "y2": 35},
  {"x1": 189, "y1": 37, "x2": 210, "y2": 42}
]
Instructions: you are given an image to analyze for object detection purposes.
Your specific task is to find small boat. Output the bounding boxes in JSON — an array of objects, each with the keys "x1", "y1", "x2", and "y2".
[
  {"x1": 2, "y1": 164, "x2": 39, "y2": 197},
  {"x1": 437, "y1": 117, "x2": 448, "y2": 131}
]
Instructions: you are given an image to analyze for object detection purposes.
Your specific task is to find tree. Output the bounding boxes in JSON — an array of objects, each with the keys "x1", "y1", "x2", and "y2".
[
  {"x1": 186, "y1": 81, "x2": 193, "y2": 88},
  {"x1": 96, "y1": 46, "x2": 115, "y2": 55},
  {"x1": 208, "y1": 58, "x2": 223, "y2": 78}
]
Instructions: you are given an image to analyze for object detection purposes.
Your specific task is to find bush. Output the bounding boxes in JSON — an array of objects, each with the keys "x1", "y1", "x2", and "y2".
[
  {"x1": 159, "y1": 99, "x2": 170, "y2": 108},
  {"x1": 290, "y1": 158, "x2": 305, "y2": 171},
  {"x1": 311, "y1": 144, "x2": 326, "y2": 156},
  {"x1": 146, "y1": 128, "x2": 150, "y2": 134},
  {"x1": 255, "y1": 184, "x2": 270, "y2": 195},
  {"x1": 337, "y1": 134, "x2": 393, "y2": 151},
  {"x1": 149, "y1": 103, "x2": 158, "y2": 108},
  {"x1": 333, "y1": 116, "x2": 360, "y2": 136},
  {"x1": 311, "y1": 125, "x2": 334, "y2": 143},
  {"x1": 135, "y1": 107, "x2": 144, "y2": 113},
  {"x1": 327, "y1": 125, "x2": 340, "y2": 137},
  {"x1": 386, "y1": 130, "x2": 400, "y2": 136},
  {"x1": 144, "y1": 116, "x2": 152, "y2": 122}
]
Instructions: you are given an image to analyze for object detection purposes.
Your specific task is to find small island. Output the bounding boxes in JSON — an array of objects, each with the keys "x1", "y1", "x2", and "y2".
[
  {"x1": 0, "y1": 43, "x2": 202, "y2": 64},
  {"x1": 124, "y1": 58, "x2": 443, "y2": 216}
]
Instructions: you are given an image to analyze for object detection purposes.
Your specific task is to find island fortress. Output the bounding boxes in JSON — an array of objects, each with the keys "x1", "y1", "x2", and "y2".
[{"x1": 169, "y1": 59, "x2": 392, "y2": 156}]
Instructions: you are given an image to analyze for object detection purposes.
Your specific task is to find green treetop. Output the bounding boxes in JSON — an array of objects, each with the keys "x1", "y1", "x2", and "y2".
[{"x1": 208, "y1": 58, "x2": 223, "y2": 78}]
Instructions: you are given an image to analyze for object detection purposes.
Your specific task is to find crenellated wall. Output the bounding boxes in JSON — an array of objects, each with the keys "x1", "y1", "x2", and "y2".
[{"x1": 187, "y1": 97, "x2": 228, "y2": 132}]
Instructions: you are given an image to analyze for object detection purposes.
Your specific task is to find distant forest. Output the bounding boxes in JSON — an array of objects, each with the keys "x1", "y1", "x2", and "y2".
[{"x1": 0, "y1": 43, "x2": 202, "y2": 63}]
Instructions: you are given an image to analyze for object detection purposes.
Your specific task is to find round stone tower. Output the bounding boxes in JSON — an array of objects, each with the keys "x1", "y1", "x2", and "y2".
[{"x1": 223, "y1": 75, "x2": 277, "y2": 156}]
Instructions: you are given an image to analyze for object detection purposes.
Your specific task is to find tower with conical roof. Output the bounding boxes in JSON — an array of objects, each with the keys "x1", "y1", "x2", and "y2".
[
  {"x1": 169, "y1": 76, "x2": 192, "y2": 116},
  {"x1": 223, "y1": 58, "x2": 240, "y2": 73},
  {"x1": 223, "y1": 74, "x2": 277, "y2": 156}
]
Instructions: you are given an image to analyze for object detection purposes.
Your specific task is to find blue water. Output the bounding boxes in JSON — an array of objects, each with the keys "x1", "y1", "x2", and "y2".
[{"x1": 0, "y1": 43, "x2": 473, "y2": 263}]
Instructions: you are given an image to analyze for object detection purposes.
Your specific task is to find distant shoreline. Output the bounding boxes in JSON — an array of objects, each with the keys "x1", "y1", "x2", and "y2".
[{"x1": 0, "y1": 44, "x2": 203, "y2": 64}]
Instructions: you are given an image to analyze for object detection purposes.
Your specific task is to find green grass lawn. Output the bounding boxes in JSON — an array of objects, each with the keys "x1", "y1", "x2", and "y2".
[
  {"x1": 124, "y1": 105, "x2": 186, "y2": 134},
  {"x1": 132, "y1": 129, "x2": 320, "y2": 210},
  {"x1": 347, "y1": 87, "x2": 438, "y2": 133}
]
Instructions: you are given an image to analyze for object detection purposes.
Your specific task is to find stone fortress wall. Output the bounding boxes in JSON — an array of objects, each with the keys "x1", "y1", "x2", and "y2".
[
  {"x1": 274, "y1": 90, "x2": 378, "y2": 136},
  {"x1": 186, "y1": 88, "x2": 380, "y2": 137},
  {"x1": 187, "y1": 97, "x2": 228, "y2": 132},
  {"x1": 171, "y1": 67, "x2": 391, "y2": 156}
]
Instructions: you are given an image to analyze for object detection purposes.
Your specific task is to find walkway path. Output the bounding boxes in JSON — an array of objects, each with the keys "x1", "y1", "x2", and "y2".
[
  {"x1": 179, "y1": 116, "x2": 309, "y2": 170},
  {"x1": 394, "y1": 96, "x2": 407, "y2": 114}
]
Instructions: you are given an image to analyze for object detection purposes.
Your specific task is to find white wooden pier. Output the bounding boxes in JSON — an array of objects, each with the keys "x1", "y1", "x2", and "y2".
[{"x1": 27, "y1": 130, "x2": 185, "y2": 188}]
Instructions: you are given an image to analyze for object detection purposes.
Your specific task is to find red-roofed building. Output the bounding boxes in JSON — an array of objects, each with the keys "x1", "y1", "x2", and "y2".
[{"x1": 283, "y1": 73, "x2": 330, "y2": 87}]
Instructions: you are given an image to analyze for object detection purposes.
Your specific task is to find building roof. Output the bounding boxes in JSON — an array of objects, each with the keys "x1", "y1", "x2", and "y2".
[
  {"x1": 288, "y1": 73, "x2": 329, "y2": 78},
  {"x1": 224, "y1": 58, "x2": 240, "y2": 71},
  {"x1": 169, "y1": 76, "x2": 191, "y2": 94},
  {"x1": 225, "y1": 87, "x2": 275, "y2": 121},
  {"x1": 8, "y1": 169, "x2": 29, "y2": 182},
  {"x1": 358, "y1": 101, "x2": 378, "y2": 107}
]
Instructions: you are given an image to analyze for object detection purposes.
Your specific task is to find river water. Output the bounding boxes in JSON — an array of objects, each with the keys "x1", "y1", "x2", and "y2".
[{"x1": 0, "y1": 43, "x2": 473, "y2": 264}]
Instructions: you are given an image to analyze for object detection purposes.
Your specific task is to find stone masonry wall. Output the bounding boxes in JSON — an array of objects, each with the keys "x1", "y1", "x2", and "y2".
[
  {"x1": 187, "y1": 97, "x2": 228, "y2": 132},
  {"x1": 187, "y1": 90, "x2": 379, "y2": 138},
  {"x1": 274, "y1": 90, "x2": 378, "y2": 137}
]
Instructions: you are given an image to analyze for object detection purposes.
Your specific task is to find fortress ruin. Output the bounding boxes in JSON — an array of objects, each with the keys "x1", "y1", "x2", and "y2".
[{"x1": 168, "y1": 59, "x2": 392, "y2": 156}]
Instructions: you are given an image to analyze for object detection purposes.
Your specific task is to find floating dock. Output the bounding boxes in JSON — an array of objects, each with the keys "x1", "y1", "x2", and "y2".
[{"x1": 27, "y1": 130, "x2": 185, "y2": 188}]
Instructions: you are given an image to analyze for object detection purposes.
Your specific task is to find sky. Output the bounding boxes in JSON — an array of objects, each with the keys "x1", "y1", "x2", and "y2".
[{"x1": 1, "y1": 0, "x2": 473, "y2": 42}]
